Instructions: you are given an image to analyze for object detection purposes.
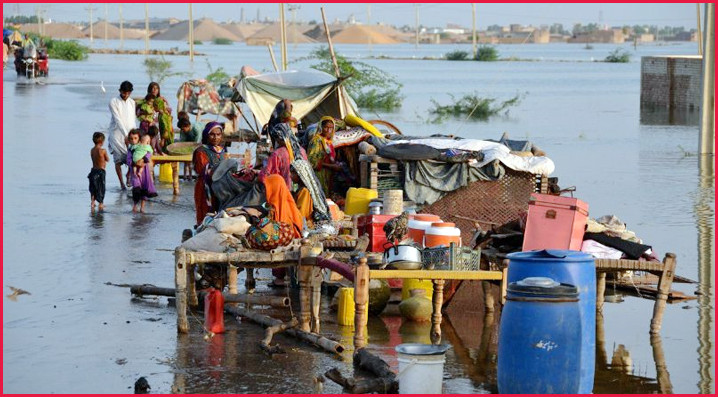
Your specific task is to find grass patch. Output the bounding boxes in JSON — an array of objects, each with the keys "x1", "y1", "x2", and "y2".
[
  {"x1": 445, "y1": 50, "x2": 470, "y2": 61},
  {"x1": 428, "y1": 92, "x2": 523, "y2": 123},
  {"x1": 604, "y1": 48, "x2": 630, "y2": 63},
  {"x1": 475, "y1": 45, "x2": 499, "y2": 61}
]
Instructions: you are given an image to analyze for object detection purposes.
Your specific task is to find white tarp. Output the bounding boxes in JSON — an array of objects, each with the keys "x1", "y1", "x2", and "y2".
[
  {"x1": 385, "y1": 138, "x2": 555, "y2": 176},
  {"x1": 238, "y1": 69, "x2": 358, "y2": 127}
]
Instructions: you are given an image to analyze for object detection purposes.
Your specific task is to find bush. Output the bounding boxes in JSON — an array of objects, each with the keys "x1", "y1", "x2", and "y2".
[
  {"x1": 212, "y1": 38, "x2": 233, "y2": 45},
  {"x1": 445, "y1": 50, "x2": 470, "y2": 61},
  {"x1": 193, "y1": 39, "x2": 203, "y2": 45},
  {"x1": 143, "y1": 57, "x2": 186, "y2": 84},
  {"x1": 604, "y1": 48, "x2": 630, "y2": 63},
  {"x1": 300, "y1": 46, "x2": 404, "y2": 111},
  {"x1": 475, "y1": 45, "x2": 499, "y2": 61},
  {"x1": 428, "y1": 93, "x2": 523, "y2": 122},
  {"x1": 45, "y1": 39, "x2": 88, "y2": 61},
  {"x1": 205, "y1": 60, "x2": 230, "y2": 86}
]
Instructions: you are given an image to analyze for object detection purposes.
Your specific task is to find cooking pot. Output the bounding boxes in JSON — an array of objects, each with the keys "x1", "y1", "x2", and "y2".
[{"x1": 383, "y1": 243, "x2": 422, "y2": 269}]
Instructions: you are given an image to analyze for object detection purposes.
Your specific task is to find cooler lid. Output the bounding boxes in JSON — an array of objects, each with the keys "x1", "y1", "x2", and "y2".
[
  {"x1": 508, "y1": 277, "x2": 579, "y2": 297},
  {"x1": 529, "y1": 193, "x2": 589, "y2": 213},
  {"x1": 508, "y1": 249, "x2": 595, "y2": 263}
]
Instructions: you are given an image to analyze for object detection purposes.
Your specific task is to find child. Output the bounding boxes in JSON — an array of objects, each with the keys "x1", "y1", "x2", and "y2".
[
  {"x1": 177, "y1": 118, "x2": 195, "y2": 180},
  {"x1": 130, "y1": 133, "x2": 154, "y2": 179},
  {"x1": 126, "y1": 129, "x2": 158, "y2": 213},
  {"x1": 88, "y1": 132, "x2": 110, "y2": 210}
]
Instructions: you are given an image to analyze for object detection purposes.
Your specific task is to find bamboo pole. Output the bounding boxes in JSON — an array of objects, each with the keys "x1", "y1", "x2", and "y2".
[
  {"x1": 226, "y1": 306, "x2": 345, "y2": 355},
  {"x1": 188, "y1": 4, "x2": 194, "y2": 62},
  {"x1": 697, "y1": 3, "x2": 703, "y2": 56},
  {"x1": 279, "y1": 4, "x2": 287, "y2": 71},
  {"x1": 354, "y1": 257, "x2": 370, "y2": 349},
  {"x1": 130, "y1": 285, "x2": 290, "y2": 307},
  {"x1": 267, "y1": 44, "x2": 279, "y2": 72},
  {"x1": 320, "y1": 7, "x2": 348, "y2": 116},
  {"x1": 699, "y1": 3, "x2": 714, "y2": 155}
]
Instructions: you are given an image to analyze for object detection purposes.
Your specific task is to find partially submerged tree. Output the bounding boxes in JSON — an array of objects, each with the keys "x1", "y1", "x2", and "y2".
[
  {"x1": 428, "y1": 92, "x2": 524, "y2": 123},
  {"x1": 302, "y1": 46, "x2": 404, "y2": 111},
  {"x1": 143, "y1": 56, "x2": 185, "y2": 84}
]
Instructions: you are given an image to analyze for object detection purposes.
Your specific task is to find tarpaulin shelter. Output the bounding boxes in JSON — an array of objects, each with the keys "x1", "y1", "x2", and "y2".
[
  {"x1": 238, "y1": 69, "x2": 358, "y2": 127},
  {"x1": 176, "y1": 79, "x2": 237, "y2": 116}
]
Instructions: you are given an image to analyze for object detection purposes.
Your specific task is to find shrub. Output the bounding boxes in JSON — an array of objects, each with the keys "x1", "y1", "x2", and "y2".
[
  {"x1": 445, "y1": 50, "x2": 470, "y2": 61},
  {"x1": 428, "y1": 93, "x2": 523, "y2": 122},
  {"x1": 143, "y1": 57, "x2": 186, "y2": 84},
  {"x1": 475, "y1": 45, "x2": 499, "y2": 61},
  {"x1": 45, "y1": 39, "x2": 89, "y2": 61},
  {"x1": 193, "y1": 39, "x2": 203, "y2": 45},
  {"x1": 212, "y1": 38, "x2": 233, "y2": 45},
  {"x1": 205, "y1": 60, "x2": 230, "y2": 86},
  {"x1": 604, "y1": 48, "x2": 630, "y2": 63},
  {"x1": 300, "y1": 46, "x2": 404, "y2": 111}
]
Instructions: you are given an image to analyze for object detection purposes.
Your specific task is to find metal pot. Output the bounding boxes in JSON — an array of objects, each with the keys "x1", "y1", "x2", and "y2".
[
  {"x1": 383, "y1": 243, "x2": 422, "y2": 269},
  {"x1": 368, "y1": 201, "x2": 383, "y2": 215}
]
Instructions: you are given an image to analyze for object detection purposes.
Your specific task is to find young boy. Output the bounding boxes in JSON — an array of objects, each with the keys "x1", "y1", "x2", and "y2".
[{"x1": 88, "y1": 132, "x2": 110, "y2": 210}]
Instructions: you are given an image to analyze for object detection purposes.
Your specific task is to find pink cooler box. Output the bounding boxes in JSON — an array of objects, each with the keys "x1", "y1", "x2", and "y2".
[{"x1": 522, "y1": 193, "x2": 589, "y2": 251}]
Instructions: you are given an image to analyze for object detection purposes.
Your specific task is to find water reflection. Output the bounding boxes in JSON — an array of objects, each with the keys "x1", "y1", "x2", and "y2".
[
  {"x1": 594, "y1": 311, "x2": 670, "y2": 393},
  {"x1": 441, "y1": 312, "x2": 499, "y2": 393},
  {"x1": 640, "y1": 109, "x2": 700, "y2": 126},
  {"x1": 696, "y1": 153, "x2": 714, "y2": 394}
]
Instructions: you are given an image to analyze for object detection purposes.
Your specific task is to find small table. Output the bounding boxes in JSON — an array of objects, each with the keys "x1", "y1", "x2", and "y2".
[
  {"x1": 151, "y1": 154, "x2": 192, "y2": 195},
  {"x1": 352, "y1": 259, "x2": 504, "y2": 348}
]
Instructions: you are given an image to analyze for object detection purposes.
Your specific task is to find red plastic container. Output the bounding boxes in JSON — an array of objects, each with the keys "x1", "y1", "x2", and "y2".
[
  {"x1": 357, "y1": 214, "x2": 395, "y2": 253},
  {"x1": 204, "y1": 288, "x2": 225, "y2": 334},
  {"x1": 522, "y1": 193, "x2": 589, "y2": 251}
]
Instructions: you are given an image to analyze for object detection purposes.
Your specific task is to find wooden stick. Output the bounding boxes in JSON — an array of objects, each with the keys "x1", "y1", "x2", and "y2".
[
  {"x1": 228, "y1": 264, "x2": 238, "y2": 296},
  {"x1": 175, "y1": 247, "x2": 189, "y2": 333},
  {"x1": 596, "y1": 272, "x2": 607, "y2": 313},
  {"x1": 226, "y1": 306, "x2": 345, "y2": 355},
  {"x1": 354, "y1": 257, "x2": 370, "y2": 349},
  {"x1": 131, "y1": 285, "x2": 289, "y2": 308},
  {"x1": 267, "y1": 43, "x2": 279, "y2": 72},
  {"x1": 354, "y1": 348, "x2": 397, "y2": 382},
  {"x1": 320, "y1": 6, "x2": 348, "y2": 115},
  {"x1": 131, "y1": 285, "x2": 175, "y2": 297},
  {"x1": 324, "y1": 368, "x2": 397, "y2": 394},
  {"x1": 431, "y1": 279, "x2": 446, "y2": 344},
  {"x1": 650, "y1": 253, "x2": 677, "y2": 334},
  {"x1": 260, "y1": 318, "x2": 299, "y2": 355}
]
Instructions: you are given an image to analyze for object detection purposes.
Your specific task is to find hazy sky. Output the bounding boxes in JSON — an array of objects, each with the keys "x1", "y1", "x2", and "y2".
[{"x1": 4, "y1": 3, "x2": 699, "y2": 29}]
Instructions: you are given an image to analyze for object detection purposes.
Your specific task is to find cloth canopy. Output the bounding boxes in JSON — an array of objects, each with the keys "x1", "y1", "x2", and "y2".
[
  {"x1": 176, "y1": 79, "x2": 236, "y2": 116},
  {"x1": 238, "y1": 69, "x2": 358, "y2": 127}
]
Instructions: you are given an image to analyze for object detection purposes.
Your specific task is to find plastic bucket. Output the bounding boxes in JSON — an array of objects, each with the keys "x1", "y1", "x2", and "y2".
[
  {"x1": 498, "y1": 277, "x2": 581, "y2": 393},
  {"x1": 395, "y1": 343, "x2": 451, "y2": 394},
  {"x1": 506, "y1": 250, "x2": 595, "y2": 393}
]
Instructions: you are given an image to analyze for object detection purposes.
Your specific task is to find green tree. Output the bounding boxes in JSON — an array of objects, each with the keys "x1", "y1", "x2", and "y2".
[
  {"x1": 475, "y1": 45, "x2": 499, "y2": 61},
  {"x1": 205, "y1": 60, "x2": 230, "y2": 86},
  {"x1": 302, "y1": 46, "x2": 403, "y2": 111},
  {"x1": 143, "y1": 57, "x2": 185, "y2": 84}
]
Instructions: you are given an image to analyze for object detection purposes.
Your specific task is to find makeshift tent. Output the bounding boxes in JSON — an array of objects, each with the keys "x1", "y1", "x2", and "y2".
[
  {"x1": 176, "y1": 79, "x2": 237, "y2": 116},
  {"x1": 238, "y1": 69, "x2": 358, "y2": 127}
]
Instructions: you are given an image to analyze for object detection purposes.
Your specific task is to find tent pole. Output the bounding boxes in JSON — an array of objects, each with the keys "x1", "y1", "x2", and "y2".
[
  {"x1": 267, "y1": 44, "x2": 279, "y2": 72},
  {"x1": 320, "y1": 7, "x2": 348, "y2": 117}
]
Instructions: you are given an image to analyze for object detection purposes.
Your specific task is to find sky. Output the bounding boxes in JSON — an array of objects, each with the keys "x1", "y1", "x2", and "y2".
[{"x1": 3, "y1": 3, "x2": 699, "y2": 30}]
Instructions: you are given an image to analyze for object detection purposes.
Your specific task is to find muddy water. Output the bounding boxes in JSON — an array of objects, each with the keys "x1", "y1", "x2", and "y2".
[{"x1": 3, "y1": 41, "x2": 714, "y2": 393}]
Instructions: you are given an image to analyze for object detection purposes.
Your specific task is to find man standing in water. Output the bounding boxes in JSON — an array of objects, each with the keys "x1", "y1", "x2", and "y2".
[{"x1": 108, "y1": 81, "x2": 137, "y2": 188}]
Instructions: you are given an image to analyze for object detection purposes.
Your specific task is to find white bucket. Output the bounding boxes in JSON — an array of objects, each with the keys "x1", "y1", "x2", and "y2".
[{"x1": 395, "y1": 343, "x2": 451, "y2": 394}]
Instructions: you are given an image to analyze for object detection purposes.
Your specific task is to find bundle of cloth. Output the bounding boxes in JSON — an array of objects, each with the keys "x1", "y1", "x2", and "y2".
[{"x1": 580, "y1": 215, "x2": 657, "y2": 261}]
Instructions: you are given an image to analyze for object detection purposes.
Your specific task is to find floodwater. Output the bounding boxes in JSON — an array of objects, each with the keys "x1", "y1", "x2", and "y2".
[{"x1": 3, "y1": 40, "x2": 714, "y2": 393}]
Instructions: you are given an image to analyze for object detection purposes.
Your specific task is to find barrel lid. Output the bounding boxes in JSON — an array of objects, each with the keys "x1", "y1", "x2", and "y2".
[
  {"x1": 395, "y1": 343, "x2": 451, "y2": 356},
  {"x1": 507, "y1": 249, "x2": 594, "y2": 263},
  {"x1": 508, "y1": 277, "x2": 578, "y2": 297}
]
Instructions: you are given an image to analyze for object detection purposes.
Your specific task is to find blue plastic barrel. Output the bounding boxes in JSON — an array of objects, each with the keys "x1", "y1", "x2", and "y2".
[
  {"x1": 506, "y1": 250, "x2": 596, "y2": 394},
  {"x1": 498, "y1": 277, "x2": 581, "y2": 394}
]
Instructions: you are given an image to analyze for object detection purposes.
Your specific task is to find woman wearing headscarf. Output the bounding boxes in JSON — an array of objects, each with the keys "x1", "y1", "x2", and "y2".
[
  {"x1": 192, "y1": 121, "x2": 229, "y2": 226},
  {"x1": 307, "y1": 116, "x2": 342, "y2": 196},
  {"x1": 263, "y1": 174, "x2": 303, "y2": 238},
  {"x1": 258, "y1": 123, "x2": 308, "y2": 190},
  {"x1": 137, "y1": 82, "x2": 173, "y2": 151}
]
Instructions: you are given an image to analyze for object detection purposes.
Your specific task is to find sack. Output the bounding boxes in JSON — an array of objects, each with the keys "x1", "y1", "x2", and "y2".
[{"x1": 245, "y1": 216, "x2": 295, "y2": 250}]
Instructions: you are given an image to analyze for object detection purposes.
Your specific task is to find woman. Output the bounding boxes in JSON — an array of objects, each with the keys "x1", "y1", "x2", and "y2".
[
  {"x1": 137, "y1": 82, "x2": 173, "y2": 151},
  {"x1": 307, "y1": 116, "x2": 342, "y2": 196},
  {"x1": 192, "y1": 122, "x2": 229, "y2": 226},
  {"x1": 258, "y1": 123, "x2": 308, "y2": 190},
  {"x1": 263, "y1": 173, "x2": 304, "y2": 287}
]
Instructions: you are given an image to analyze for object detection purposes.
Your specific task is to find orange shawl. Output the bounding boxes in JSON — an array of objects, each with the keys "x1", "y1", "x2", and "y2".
[{"x1": 263, "y1": 174, "x2": 303, "y2": 237}]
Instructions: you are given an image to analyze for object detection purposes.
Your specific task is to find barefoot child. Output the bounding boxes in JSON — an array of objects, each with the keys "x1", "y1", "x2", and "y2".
[
  {"x1": 126, "y1": 129, "x2": 157, "y2": 212},
  {"x1": 89, "y1": 132, "x2": 110, "y2": 210}
]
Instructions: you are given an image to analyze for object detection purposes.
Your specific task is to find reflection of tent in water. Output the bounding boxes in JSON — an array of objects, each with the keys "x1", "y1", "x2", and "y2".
[
  {"x1": 176, "y1": 79, "x2": 238, "y2": 117},
  {"x1": 238, "y1": 68, "x2": 358, "y2": 127}
]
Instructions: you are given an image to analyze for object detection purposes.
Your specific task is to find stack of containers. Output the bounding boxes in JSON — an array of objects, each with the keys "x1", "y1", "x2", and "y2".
[{"x1": 407, "y1": 214, "x2": 442, "y2": 247}]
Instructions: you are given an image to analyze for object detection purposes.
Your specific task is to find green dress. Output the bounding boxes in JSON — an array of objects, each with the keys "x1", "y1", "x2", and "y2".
[{"x1": 307, "y1": 134, "x2": 334, "y2": 195}]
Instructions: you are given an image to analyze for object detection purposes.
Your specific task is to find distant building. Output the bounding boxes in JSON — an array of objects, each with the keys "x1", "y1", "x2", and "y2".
[{"x1": 568, "y1": 29, "x2": 624, "y2": 44}]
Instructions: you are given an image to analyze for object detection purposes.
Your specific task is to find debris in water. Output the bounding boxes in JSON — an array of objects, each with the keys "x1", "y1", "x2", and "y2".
[
  {"x1": 115, "y1": 358, "x2": 128, "y2": 365},
  {"x1": 6, "y1": 286, "x2": 31, "y2": 301},
  {"x1": 134, "y1": 377, "x2": 151, "y2": 394}
]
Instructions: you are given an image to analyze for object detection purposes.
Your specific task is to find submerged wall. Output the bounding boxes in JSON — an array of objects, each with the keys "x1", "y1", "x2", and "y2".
[{"x1": 640, "y1": 55, "x2": 703, "y2": 111}]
